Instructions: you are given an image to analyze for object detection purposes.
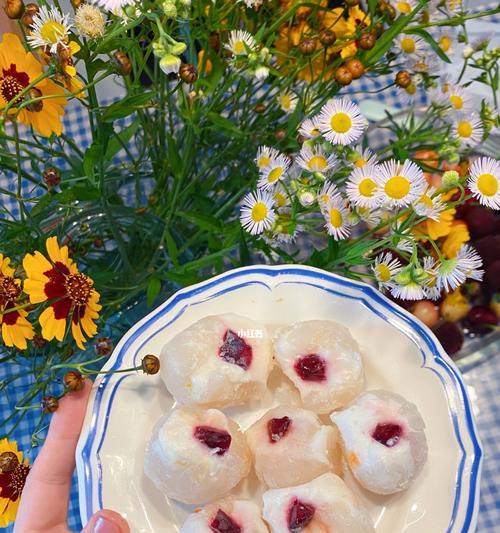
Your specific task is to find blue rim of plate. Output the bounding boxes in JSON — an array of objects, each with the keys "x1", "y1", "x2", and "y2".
[{"x1": 77, "y1": 265, "x2": 483, "y2": 532}]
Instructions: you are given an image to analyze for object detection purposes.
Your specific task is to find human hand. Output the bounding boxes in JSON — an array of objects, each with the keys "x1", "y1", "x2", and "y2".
[{"x1": 14, "y1": 380, "x2": 130, "y2": 533}]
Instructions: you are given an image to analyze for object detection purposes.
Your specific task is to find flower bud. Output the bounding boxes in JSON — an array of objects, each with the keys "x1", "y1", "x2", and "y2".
[
  {"x1": 442, "y1": 170, "x2": 460, "y2": 187},
  {"x1": 462, "y1": 45, "x2": 474, "y2": 59},
  {"x1": 179, "y1": 63, "x2": 198, "y2": 83},
  {"x1": 160, "y1": 54, "x2": 181, "y2": 74},
  {"x1": 41, "y1": 396, "x2": 59, "y2": 414},
  {"x1": 64, "y1": 371, "x2": 85, "y2": 392},
  {"x1": 21, "y1": 2, "x2": 38, "y2": 27},
  {"x1": 319, "y1": 29, "x2": 336, "y2": 46},
  {"x1": 344, "y1": 58, "x2": 364, "y2": 79},
  {"x1": 344, "y1": 0, "x2": 359, "y2": 5},
  {"x1": 4, "y1": 0, "x2": 25, "y2": 19},
  {"x1": 113, "y1": 51, "x2": 132, "y2": 76},
  {"x1": 254, "y1": 103, "x2": 266, "y2": 113},
  {"x1": 26, "y1": 88, "x2": 43, "y2": 112},
  {"x1": 358, "y1": 32, "x2": 376, "y2": 50},
  {"x1": 274, "y1": 128, "x2": 287, "y2": 141},
  {"x1": 170, "y1": 41, "x2": 187, "y2": 56},
  {"x1": 335, "y1": 66, "x2": 353, "y2": 86},
  {"x1": 0, "y1": 451, "x2": 19, "y2": 473},
  {"x1": 395, "y1": 70, "x2": 412, "y2": 88},
  {"x1": 95, "y1": 337, "x2": 113, "y2": 356},
  {"x1": 299, "y1": 38, "x2": 316, "y2": 55},
  {"x1": 32, "y1": 333, "x2": 47, "y2": 348},
  {"x1": 142, "y1": 354, "x2": 160, "y2": 375},
  {"x1": 162, "y1": 0, "x2": 177, "y2": 17},
  {"x1": 43, "y1": 167, "x2": 61, "y2": 188},
  {"x1": 93, "y1": 237, "x2": 104, "y2": 248},
  {"x1": 298, "y1": 190, "x2": 315, "y2": 207}
]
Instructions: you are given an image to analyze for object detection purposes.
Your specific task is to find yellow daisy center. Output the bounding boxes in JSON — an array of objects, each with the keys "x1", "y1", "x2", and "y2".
[
  {"x1": 251, "y1": 202, "x2": 268, "y2": 222},
  {"x1": 40, "y1": 21, "x2": 66, "y2": 44},
  {"x1": 406, "y1": 84, "x2": 417, "y2": 95},
  {"x1": 376, "y1": 264, "x2": 392, "y2": 282},
  {"x1": 274, "y1": 192, "x2": 287, "y2": 207},
  {"x1": 0, "y1": 276, "x2": 21, "y2": 301},
  {"x1": 385, "y1": 176, "x2": 410, "y2": 199},
  {"x1": 477, "y1": 173, "x2": 498, "y2": 196},
  {"x1": 358, "y1": 178, "x2": 376, "y2": 197},
  {"x1": 457, "y1": 121, "x2": 472, "y2": 138},
  {"x1": 329, "y1": 208, "x2": 343, "y2": 228},
  {"x1": 268, "y1": 166, "x2": 283, "y2": 183},
  {"x1": 64, "y1": 273, "x2": 92, "y2": 305},
  {"x1": 258, "y1": 155, "x2": 271, "y2": 168},
  {"x1": 396, "y1": 2, "x2": 412, "y2": 13},
  {"x1": 442, "y1": 82, "x2": 450, "y2": 93},
  {"x1": 439, "y1": 36, "x2": 452, "y2": 52},
  {"x1": 419, "y1": 194, "x2": 433, "y2": 208},
  {"x1": 401, "y1": 37, "x2": 416, "y2": 54},
  {"x1": 234, "y1": 40, "x2": 245, "y2": 54},
  {"x1": 449, "y1": 94, "x2": 463, "y2": 109},
  {"x1": 308, "y1": 155, "x2": 327, "y2": 171},
  {"x1": 354, "y1": 158, "x2": 367, "y2": 168},
  {"x1": 281, "y1": 95, "x2": 292, "y2": 110},
  {"x1": 311, "y1": 127, "x2": 320, "y2": 136},
  {"x1": 319, "y1": 194, "x2": 330, "y2": 204},
  {"x1": 330, "y1": 112, "x2": 352, "y2": 133}
]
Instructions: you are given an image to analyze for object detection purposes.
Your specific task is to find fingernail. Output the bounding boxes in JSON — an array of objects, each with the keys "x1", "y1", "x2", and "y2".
[{"x1": 92, "y1": 516, "x2": 121, "y2": 533}]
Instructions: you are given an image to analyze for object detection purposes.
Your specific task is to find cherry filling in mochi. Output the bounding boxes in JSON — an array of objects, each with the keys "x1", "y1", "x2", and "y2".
[
  {"x1": 219, "y1": 330, "x2": 252, "y2": 370},
  {"x1": 288, "y1": 498, "x2": 315, "y2": 532},
  {"x1": 194, "y1": 426, "x2": 232, "y2": 455},
  {"x1": 210, "y1": 509, "x2": 241, "y2": 533},
  {"x1": 294, "y1": 354, "x2": 327, "y2": 382},
  {"x1": 372, "y1": 422, "x2": 403, "y2": 448},
  {"x1": 268, "y1": 416, "x2": 292, "y2": 443}
]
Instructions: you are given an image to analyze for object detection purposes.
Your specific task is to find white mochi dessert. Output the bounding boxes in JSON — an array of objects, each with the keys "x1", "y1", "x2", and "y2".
[
  {"x1": 160, "y1": 314, "x2": 273, "y2": 407},
  {"x1": 262, "y1": 473, "x2": 375, "y2": 533},
  {"x1": 144, "y1": 407, "x2": 251, "y2": 504},
  {"x1": 331, "y1": 390, "x2": 428, "y2": 495},
  {"x1": 181, "y1": 498, "x2": 268, "y2": 533},
  {"x1": 273, "y1": 320, "x2": 364, "y2": 414},
  {"x1": 245, "y1": 405, "x2": 341, "y2": 488}
]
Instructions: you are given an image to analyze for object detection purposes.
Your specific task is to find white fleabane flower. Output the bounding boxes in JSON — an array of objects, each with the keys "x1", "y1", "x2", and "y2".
[
  {"x1": 225, "y1": 30, "x2": 257, "y2": 56},
  {"x1": 372, "y1": 252, "x2": 402, "y2": 289},
  {"x1": 28, "y1": 6, "x2": 72, "y2": 53},
  {"x1": 316, "y1": 98, "x2": 366, "y2": 146},
  {"x1": 375, "y1": 159, "x2": 426, "y2": 207},
  {"x1": 317, "y1": 181, "x2": 341, "y2": 211},
  {"x1": 441, "y1": 84, "x2": 473, "y2": 113},
  {"x1": 452, "y1": 114, "x2": 484, "y2": 148},
  {"x1": 298, "y1": 117, "x2": 321, "y2": 139},
  {"x1": 468, "y1": 157, "x2": 500, "y2": 210},
  {"x1": 437, "y1": 244, "x2": 484, "y2": 292},
  {"x1": 92, "y1": 0, "x2": 136, "y2": 13},
  {"x1": 346, "y1": 164, "x2": 381, "y2": 209},
  {"x1": 345, "y1": 145, "x2": 378, "y2": 169},
  {"x1": 257, "y1": 153, "x2": 291, "y2": 190},
  {"x1": 296, "y1": 145, "x2": 338, "y2": 174},
  {"x1": 323, "y1": 197, "x2": 351, "y2": 240},
  {"x1": 413, "y1": 187, "x2": 445, "y2": 221},
  {"x1": 255, "y1": 145, "x2": 281, "y2": 170},
  {"x1": 395, "y1": 34, "x2": 425, "y2": 56},
  {"x1": 278, "y1": 91, "x2": 298, "y2": 114},
  {"x1": 240, "y1": 190, "x2": 275, "y2": 235}
]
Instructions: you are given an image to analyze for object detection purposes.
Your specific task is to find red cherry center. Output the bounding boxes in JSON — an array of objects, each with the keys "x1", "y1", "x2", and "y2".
[
  {"x1": 219, "y1": 329, "x2": 252, "y2": 370},
  {"x1": 268, "y1": 416, "x2": 292, "y2": 443},
  {"x1": 194, "y1": 426, "x2": 231, "y2": 456},
  {"x1": 372, "y1": 423, "x2": 403, "y2": 447},
  {"x1": 288, "y1": 498, "x2": 315, "y2": 532},
  {"x1": 294, "y1": 354, "x2": 326, "y2": 382},
  {"x1": 210, "y1": 509, "x2": 241, "y2": 533}
]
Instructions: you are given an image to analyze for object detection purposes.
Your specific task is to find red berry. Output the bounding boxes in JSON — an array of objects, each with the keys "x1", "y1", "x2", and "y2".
[
  {"x1": 288, "y1": 498, "x2": 315, "y2": 532},
  {"x1": 210, "y1": 509, "x2": 241, "y2": 533},
  {"x1": 219, "y1": 330, "x2": 252, "y2": 370},
  {"x1": 194, "y1": 426, "x2": 231, "y2": 456},
  {"x1": 268, "y1": 416, "x2": 292, "y2": 443},
  {"x1": 465, "y1": 207, "x2": 500, "y2": 239},
  {"x1": 485, "y1": 260, "x2": 500, "y2": 293},
  {"x1": 294, "y1": 354, "x2": 327, "y2": 382},
  {"x1": 475, "y1": 235, "x2": 500, "y2": 267},
  {"x1": 372, "y1": 423, "x2": 403, "y2": 447},
  {"x1": 434, "y1": 321, "x2": 464, "y2": 356},
  {"x1": 467, "y1": 305, "x2": 498, "y2": 334}
]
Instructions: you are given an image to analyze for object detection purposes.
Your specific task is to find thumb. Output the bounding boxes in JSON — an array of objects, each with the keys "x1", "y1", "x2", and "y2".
[{"x1": 81, "y1": 510, "x2": 130, "y2": 533}]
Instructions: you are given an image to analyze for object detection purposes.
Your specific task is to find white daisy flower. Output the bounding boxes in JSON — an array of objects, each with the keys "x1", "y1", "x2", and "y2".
[
  {"x1": 372, "y1": 252, "x2": 402, "y2": 289},
  {"x1": 225, "y1": 30, "x2": 257, "y2": 56},
  {"x1": 413, "y1": 187, "x2": 445, "y2": 221},
  {"x1": 316, "y1": 98, "x2": 366, "y2": 146},
  {"x1": 390, "y1": 280, "x2": 426, "y2": 301},
  {"x1": 255, "y1": 145, "x2": 281, "y2": 170},
  {"x1": 254, "y1": 65, "x2": 270, "y2": 80},
  {"x1": 240, "y1": 190, "x2": 275, "y2": 235},
  {"x1": 28, "y1": 6, "x2": 72, "y2": 53},
  {"x1": 441, "y1": 0, "x2": 463, "y2": 15},
  {"x1": 406, "y1": 54, "x2": 440, "y2": 74},
  {"x1": 298, "y1": 117, "x2": 321, "y2": 139},
  {"x1": 422, "y1": 256, "x2": 441, "y2": 301},
  {"x1": 437, "y1": 244, "x2": 484, "y2": 292},
  {"x1": 435, "y1": 28, "x2": 456, "y2": 54},
  {"x1": 298, "y1": 190, "x2": 316, "y2": 207},
  {"x1": 278, "y1": 91, "x2": 298, "y2": 114},
  {"x1": 323, "y1": 197, "x2": 351, "y2": 240},
  {"x1": 468, "y1": 157, "x2": 500, "y2": 210},
  {"x1": 395, "y1": 34, "x2": 425, "y2": 56},
  {"x1": 345, "y1": 145, "x2": 378, "y2": 169},
  {"x1": 441, "y1": 84, "x2": 473, "y2": 113},
  {"x1": 296, "y1": 145, "x2": 338, "y2": 174},
  {"x1": 452, "y1": 114, "x2": 484, "y2": 148},
  {"x1": 257, "y1": 153, "x2": 291, "y2": 190},
  {"x1": 357, "y1": 206, "x2": 382, "y2": 226},
  {"x1": 375, "y1": 159, "x2": 427, "y2": 208},
  {"x1": 397, "y1": 81, "x2": 422, "y2": 105},
  {"x1": 92, "y1": 0, "x2": 136, "y2": 13},
  {"x1": 271, "y1": 209, "x2": 301, "y2": 244},
  {"x1": 317, "y1": 181, "x2": 341, "y2": 211},
  {"x1": 392, "y1": 0, "x2": 417, "y2": 15},
  {"x1": 272, "y1": 183, "x2": 290, "y2": 210},
  {"x1": 346, "y1": 164, "x2": 381, "y2": 209}
]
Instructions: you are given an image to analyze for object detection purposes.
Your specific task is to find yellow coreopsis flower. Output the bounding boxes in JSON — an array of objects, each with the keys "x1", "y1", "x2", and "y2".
[
  {"x1": 0, "y1": 439, "x2": 30, "y2": 527},
  {"x1": 0, "y1": 255, "x2": 34, "y2": 350},
  {"x1": 441, "y1": 221, "x2": 470, "y2": 258},
  {"x1": 23, "y1": 237, "x2": 101, "y2": 349}
]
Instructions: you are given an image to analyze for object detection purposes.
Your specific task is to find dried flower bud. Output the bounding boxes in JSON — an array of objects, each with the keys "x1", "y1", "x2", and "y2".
[
  {"x1": 142, "y1": 354, "x2": 160, "y2": 375},
  {"x1": 335, "y1": 65, "x2": 353, "y2": 86},
  {"x1": 319, "y1": 29, "x2": 336, "y2": 47},
  {"x1": 43, "y1": 167, "x2": 61, "y2": 188},
  {"x1": 374, "y1": 22, "x2": 384, "y2": 37},
  {"x1": 41, "y1": 396, "x2": 59, "y2": 414},
  {"x1": 395, "y1": 70, "x2": 412, "y2": 88},
  {"x1": 344, "y1": 0, "x2": 359, "y2": 5},
  {"x1": 148, "y1": 193, "x2": 158, "y2": 205},
  {"x1": 113, "y1": 51, "x2": 132, "y2": 76},
  {"x1": 299, "y1": 38, "x2": 316, "y2": 55},
  {"x1": 179, "y1": 63, "x2": 198, "y2": 84},
  {"x1": 95, "y1": 337, "x2": 113, "y2": 356},
  {"x1": 0, "y1": 451, "x2": 19, "y2": 473},
  {"x1": 64, "y1": 371, "x2": 84, "y2": 392},
  {"x1": 21, "y1": 2, "x2": 38, "y2": 27},
  {"x1": 344, "y1": 58, "x2": 364, "y2": 79},
  {"x1": 57, "y1": 42, "x2": 71, "y2": 63},
  {"x1": 4, "y1": 0, "x2": 24, "y2": 19},
  {"x1": 26, "y1": 88, "x2": 43, "y2": 112},
  {"x1": 32, "y1": 333, "x2": 47, "y2": 349},
  {"x1": 358, "y1": 33, "x2": 376, "y2": 50},
  {"x1": 254, "y1": 103, "x2": 266, "y2": 113},
  {"x1": 208, "y1": 31, "x2": 220, "y2": 53},
  {"x1": 93, "y1": 237, "x2": 104, "y2": 248},
  {"x1": 274, "y1": 128, "x2": 287, "y2": 141}
]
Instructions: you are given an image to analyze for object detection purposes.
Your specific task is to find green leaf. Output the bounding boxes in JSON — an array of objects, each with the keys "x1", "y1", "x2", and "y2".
[
  {"x1": 164, "y1": 228, "x2": 179, "y2": 266},
  {"x1": 206, "y1": 112, "x2": 244, "y2": 137},
  {"x1": 102, "y1": 92, "x2": 155, "y2": 122},
  {"x1": 367, "y1": 0, "x2": 377, "y2": 18},
  {"x1": 406, "y1": 28, "x2": 451, "y2": 63},
  {"x1": 166, "y1": 133, "x2": 182, "y2": 177},
  {"x1": 239, "y1": 229, "x2": 250, "y2": 266},
  {"x1": 83, "y1": 142, "x2": 101, "y2": 184},
  {"x1": 179, "y1": 210, "x2": 222, "y2": 232},
  {"x1": 146, "y1": 277, "x2": 161, "y2": 306},
  {"x1": 104, "y1": 120, "x2": 140, "y2": 161}
]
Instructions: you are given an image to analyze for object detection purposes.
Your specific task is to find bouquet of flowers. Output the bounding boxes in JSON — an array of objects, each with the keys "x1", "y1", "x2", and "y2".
[{"x1": 0, "y1": 0, "x2": 499, "y2": 522}]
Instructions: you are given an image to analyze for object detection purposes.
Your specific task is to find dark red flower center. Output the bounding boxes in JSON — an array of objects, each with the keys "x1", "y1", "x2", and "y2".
[
  {"x1": 218, "y1": 329, "x2": 252, "y2": 370},
  {"x1": 210, "y1": 509, "x2": 241, "y2": 533},
  {"x1": 0, "y1": 463, "x2": 30, "y2": 502},
  {"x1": 268, "y1": 416, "x2": 292, "y2": 443},
  {"x1": 372, "y1": 423, "x2": 403, "y2": 447},
  {"x1": 294, "y1": 354, "x2": 327, "y2": 382},
  {"x1": 64, "y1": 272, "x2": 92, "y2": 305},
  {"x1": 0, "y1": 276, "x2": 21, "y2": 303},
  {"x1": 0, "y1": 64, "x2": 29, "y2": 103},
  {"x1": 288, "y1": 498, "x2": 315, "y2": 532},
  {"x1": 194, "y1": 426, "x2": 231, "y2": 456}
]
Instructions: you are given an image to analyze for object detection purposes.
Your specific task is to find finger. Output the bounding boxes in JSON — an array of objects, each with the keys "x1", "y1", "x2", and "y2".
[
  {"x1": 14, "y1": 379, "x2": 93, "y2": 533},
  {"x1": 81, "y1": 510, "x2": 130, "y2": 533}
]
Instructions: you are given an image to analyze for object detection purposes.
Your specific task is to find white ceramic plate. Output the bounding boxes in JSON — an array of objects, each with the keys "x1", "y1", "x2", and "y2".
[{"x1": 76, "y1": 265, "x2": 482, "y2": 533}]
